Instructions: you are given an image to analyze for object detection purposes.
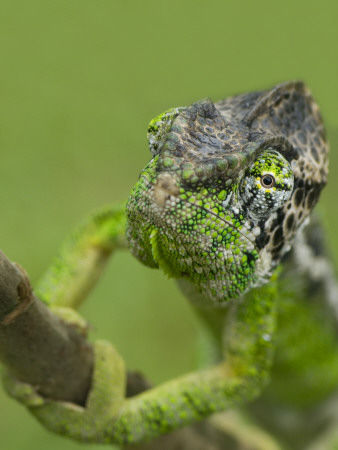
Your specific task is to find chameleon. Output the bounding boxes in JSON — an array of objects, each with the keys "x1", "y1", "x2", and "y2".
[
  {"x1": 2, "y1": 81, "x2": 338, "y2": 449},
  {"x1": 126, "y1": 81, "x2": 326, "y2": 305}
]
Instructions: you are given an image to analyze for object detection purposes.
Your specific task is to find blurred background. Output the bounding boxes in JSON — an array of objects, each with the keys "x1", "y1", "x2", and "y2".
[{"x1": 0, "y1": 1, "x2": 337, "y2": 448}]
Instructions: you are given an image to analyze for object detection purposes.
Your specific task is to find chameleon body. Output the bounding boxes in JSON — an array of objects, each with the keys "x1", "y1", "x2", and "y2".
[
  {"x1": 3, "y1": 82, "x2": 338, "y2": 449},
  {"x1": 126, "y1": 82, "x2": 328, "y2": 306}
]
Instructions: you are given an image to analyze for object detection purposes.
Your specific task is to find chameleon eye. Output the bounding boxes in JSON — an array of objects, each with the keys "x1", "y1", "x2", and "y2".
[
  {"x1": 260, "y1": 174, "x2": 275, "y2": 189},
  {"x1": 239, "y1": 150, "x2": 294, "y2": 219}
]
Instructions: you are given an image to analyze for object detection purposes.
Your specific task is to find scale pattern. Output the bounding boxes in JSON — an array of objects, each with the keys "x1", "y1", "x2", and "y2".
[{"x1": 126, "y1": 82, "x2": 328, "y2": 306}]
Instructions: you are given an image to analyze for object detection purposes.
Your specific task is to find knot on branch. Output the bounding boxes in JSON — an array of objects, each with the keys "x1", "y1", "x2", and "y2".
[{"x1": 2, "y1": 263, "x2": 33, "y2": 326}]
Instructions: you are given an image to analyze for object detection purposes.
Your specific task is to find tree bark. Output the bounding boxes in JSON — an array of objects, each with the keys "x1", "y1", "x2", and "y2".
[{"x1": 0, "y1": 250, "x2": 94, "y2": 405}]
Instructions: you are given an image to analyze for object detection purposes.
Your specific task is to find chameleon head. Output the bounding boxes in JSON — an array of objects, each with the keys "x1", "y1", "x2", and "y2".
[{"x1": 127, "y1": 82, "x2": 328, "y2": 306}]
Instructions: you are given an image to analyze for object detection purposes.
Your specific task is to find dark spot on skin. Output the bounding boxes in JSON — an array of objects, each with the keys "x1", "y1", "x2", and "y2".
[
  {"x1": 286, "y1": 213, "x2": 295, "y2": 232},
  {"x1": 274, "y1": 96, "x2": 282, "y2": 107},
  {"x1": 272, "y1": 241, "x2": 284, "y2": 257},
  {"x1": 223, "y1": 143, "x2": 233, "y2": 151},
  {"x1": 291, "y1": 148, "x2": 300, "y2": 160},
  {"x1": 270, "y1": 208, "x2": 285, "y2": 239},
  {"x1": 255, "y1": 229, "x2": 268, "y2": 249},
  {"x1": 294, "y1": 188, "x2": 304, "y2": 207},
  {"x1": 306, "y1": 189, "x2": 319, "y2": 210},
  {"x1": 273, "y1": 227, "x2": 284, "y2": 246}
]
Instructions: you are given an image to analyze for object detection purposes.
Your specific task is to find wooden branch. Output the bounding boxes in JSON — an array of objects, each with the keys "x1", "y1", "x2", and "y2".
[
  {"x1": 0, "y1": 250, "x2": 156, "y2": 405},
  {"x1": 0, "y1": 250, "x2": 94, "y2": 405}
]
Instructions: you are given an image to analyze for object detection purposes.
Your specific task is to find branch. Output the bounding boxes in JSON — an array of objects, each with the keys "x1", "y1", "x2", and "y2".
[
  {"x1": 0, "y1": 250, "x2": 94, "y2": 405},
  {"x1": 0, "y1": 249, "x2": 155, "y2": 405}
]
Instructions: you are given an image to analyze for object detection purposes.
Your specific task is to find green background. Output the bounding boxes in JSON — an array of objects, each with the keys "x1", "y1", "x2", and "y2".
[{"x1": 1, "y1": 1, "x2": 338, "y2": 449}]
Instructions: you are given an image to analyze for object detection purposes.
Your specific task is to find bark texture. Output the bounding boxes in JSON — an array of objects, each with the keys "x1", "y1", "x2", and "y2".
[{"x1": 0, "y1": 251, "x2": 94, "y2": 405}]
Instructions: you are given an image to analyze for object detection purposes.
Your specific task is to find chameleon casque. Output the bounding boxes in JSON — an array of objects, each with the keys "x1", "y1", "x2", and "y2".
[{"x1": 3, "y1": 81, "x2": 338, "y2": 450}]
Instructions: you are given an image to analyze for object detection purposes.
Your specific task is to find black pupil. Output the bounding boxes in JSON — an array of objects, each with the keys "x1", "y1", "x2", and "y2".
[{"x1": 261, "y1": 175, "x2": 274, "y2": 188}]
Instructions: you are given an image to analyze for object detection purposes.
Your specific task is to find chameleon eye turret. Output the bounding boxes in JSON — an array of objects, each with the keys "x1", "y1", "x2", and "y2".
[
  {"x1": 127, "y1": 82, "x2": 328, "y2": 305},
  {"x1": 239, "y1": 149, "x2": 294, "y2": 221}
]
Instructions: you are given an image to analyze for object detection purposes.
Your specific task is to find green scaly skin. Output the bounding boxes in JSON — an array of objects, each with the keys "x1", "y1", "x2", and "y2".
[
  {"x1": 36, "y1": 202, "x2": 127, "y2": 308},
  {"x1": 3, "y1": 81, "x2": 338, "y2": 449}
]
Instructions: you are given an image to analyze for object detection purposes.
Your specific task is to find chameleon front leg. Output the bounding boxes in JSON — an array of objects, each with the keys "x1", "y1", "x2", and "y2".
[
  {"x1": 35, "y1": 202, "x2": 127, "y2": 308},
  {"x1": 16, "y1": 281, "x2": 276, "y2": 445}
]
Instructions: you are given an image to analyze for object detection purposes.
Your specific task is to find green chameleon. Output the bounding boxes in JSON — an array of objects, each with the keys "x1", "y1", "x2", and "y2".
[{"x1": 3, "y1": 81, "x2": 338, "y2": 449}]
